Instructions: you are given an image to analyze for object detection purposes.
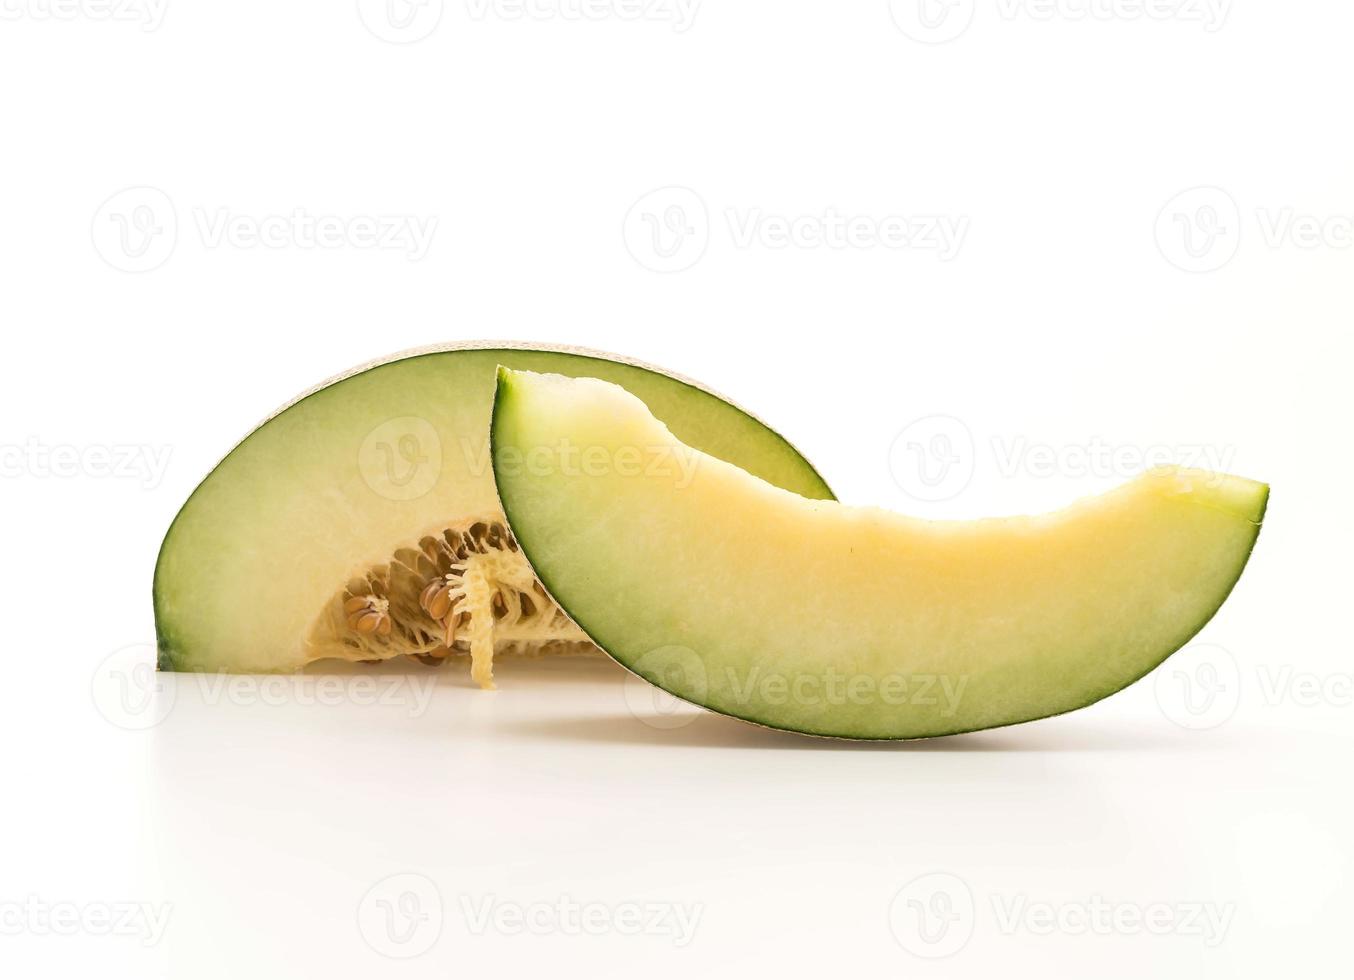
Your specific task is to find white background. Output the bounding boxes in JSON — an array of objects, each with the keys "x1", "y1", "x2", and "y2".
[{"x1": 1, "y1": 2, "x2": 1350, "y2": 978}]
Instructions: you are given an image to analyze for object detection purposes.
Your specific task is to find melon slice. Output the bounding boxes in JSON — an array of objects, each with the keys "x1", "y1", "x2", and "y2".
[
  {"x1": 491, "y1": 369, "x2": 1268, "y2": 738},
  {"x1": 153, "y1": 345, "x2": 833, "y2": 685}
]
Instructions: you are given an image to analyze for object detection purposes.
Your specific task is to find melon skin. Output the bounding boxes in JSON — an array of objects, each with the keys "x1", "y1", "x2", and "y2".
[
  {"x1": 491, "y1": 369, "x2": 1269, "y2": 740},
  {"x1": 153, "y1": 345, "x2": 833, "y2": 675}
]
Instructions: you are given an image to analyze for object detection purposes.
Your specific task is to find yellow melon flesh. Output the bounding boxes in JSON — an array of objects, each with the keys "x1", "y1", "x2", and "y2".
[{"x1": 491, "y1": 369, "x2": 1268, "y2": 739}]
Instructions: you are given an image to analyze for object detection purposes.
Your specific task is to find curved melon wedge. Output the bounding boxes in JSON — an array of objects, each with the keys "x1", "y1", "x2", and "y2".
[
  {"x1": 491, "y1": 369, "x2": 1269, "y2": 739},
  {"x1": 153, "y1": 345, "x2": 833, "y2": 685}
]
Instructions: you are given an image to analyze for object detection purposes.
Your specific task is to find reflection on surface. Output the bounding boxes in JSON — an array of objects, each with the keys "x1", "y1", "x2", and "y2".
[{"x1": 142, "y1": 655, "x2": 1349, "y2": 979}]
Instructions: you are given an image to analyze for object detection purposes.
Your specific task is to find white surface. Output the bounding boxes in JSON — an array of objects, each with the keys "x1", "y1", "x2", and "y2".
[{"x1": 1, "y1": 4, "x2": 1350, "y2": 978}]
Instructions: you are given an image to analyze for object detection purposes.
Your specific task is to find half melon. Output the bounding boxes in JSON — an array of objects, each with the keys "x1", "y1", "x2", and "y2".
[
  {"x1": 491, "y1": 369, "x2": 1268, "y2": 738},
  {"x1": 153, "y1": 345, "x2": 833, "y2": 685}
]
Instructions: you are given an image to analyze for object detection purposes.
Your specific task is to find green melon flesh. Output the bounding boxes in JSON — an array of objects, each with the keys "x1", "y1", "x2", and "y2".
[
  {"x1": 153, "y1": 345, "x2": 833, "y2": 680},
  {"x1": 491, "y1": 369, "x2": 1268, "y2": 739}
]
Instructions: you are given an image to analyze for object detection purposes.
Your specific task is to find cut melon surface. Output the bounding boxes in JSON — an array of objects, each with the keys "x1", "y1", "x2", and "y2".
[
  {"x1": 153, "y1": 345, "x2": 833, "y2": 684},
  {"x1": 491, "y1": 369, "x2": 1268, "y2": 739}
]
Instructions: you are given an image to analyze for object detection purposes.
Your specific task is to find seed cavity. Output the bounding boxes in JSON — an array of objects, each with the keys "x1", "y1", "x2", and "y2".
[{"x1": 305, "y1": 514, "x2": 595, "y2": 687}]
